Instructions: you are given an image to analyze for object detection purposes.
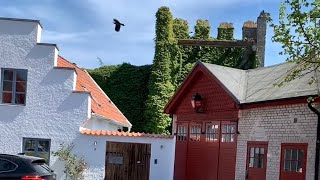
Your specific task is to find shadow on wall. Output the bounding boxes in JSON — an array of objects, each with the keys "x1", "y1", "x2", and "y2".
[
  {"x1": 25, "y1": 45, "x2": 55, "y2": 61},
  {"x1": 57, "y1": 93, "x2": 88, "y2": 112},
  {"x1": 0, "y1": 106, "x2": 25, "y2": 123},
  {"x1": 39, "y1": 69, "x2": 73, "y2": 87}
]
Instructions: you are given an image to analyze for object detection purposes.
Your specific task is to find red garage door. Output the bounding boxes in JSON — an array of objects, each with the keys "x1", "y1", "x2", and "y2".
[{"x1": 174, "y1": 121, "x2": 237, "y2": 180}]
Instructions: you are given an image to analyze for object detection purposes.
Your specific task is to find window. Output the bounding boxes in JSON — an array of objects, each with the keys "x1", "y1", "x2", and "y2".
[
  {"x1": 1, "y1": 69, "x2": 27, "y2": 105},
  {"x1": 189, "y1": 124, "x2": 201, "y2": 142},
  {"x1": 0, "y1": 159, "x2": 17, "y2": 173},
  {"x1": 249, "y1": 147, "x2": 265, "y2": 168},
  {"x1": 205, "y1": 123, "x2": 219, "y2": 142},
  {"x1": 177, "y1": 124, "x2": 187, "y2": 141},
  {"x1": 284, "y1": 149, "x2": 304, "y2": 173},
  {"x1": 22, "y1": 138, "x2": 51, "y2": 165},
  {"x1": 221, "y1": 124, "x2": 236, "y2": 142}
]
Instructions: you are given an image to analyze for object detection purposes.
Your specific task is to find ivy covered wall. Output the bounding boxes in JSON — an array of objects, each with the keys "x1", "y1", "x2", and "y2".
[{"x1": 88, "y1": 6, "x2": 258, "y2": 133}]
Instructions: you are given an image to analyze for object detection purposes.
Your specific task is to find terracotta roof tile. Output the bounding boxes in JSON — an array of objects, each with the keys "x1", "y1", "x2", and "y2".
[
  {"x1": 57, "y1": 56, "x2": 131, "y2": 127},
  {"x1": 79, "y1": 127, "x2": 174, "y2": 139}
]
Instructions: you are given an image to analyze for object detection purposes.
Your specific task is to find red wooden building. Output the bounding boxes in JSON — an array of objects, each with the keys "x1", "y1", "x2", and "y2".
[{"x1": 164, "y1": 61, "x2": 320, "y2": 180}]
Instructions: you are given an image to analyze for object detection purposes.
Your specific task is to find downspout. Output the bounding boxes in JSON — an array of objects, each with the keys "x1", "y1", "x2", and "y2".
[{"x1": 307, "y1": 96, "x2": 320, "y2": 180}]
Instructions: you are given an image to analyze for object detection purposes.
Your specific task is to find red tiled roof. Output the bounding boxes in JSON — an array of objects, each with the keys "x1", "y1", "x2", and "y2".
[
  {"x1": 57, "y1": 56, "x2": 131, "y2": 127},
  {"x1": 80, "y1": 127, "x2": 174, "y2": 139}
]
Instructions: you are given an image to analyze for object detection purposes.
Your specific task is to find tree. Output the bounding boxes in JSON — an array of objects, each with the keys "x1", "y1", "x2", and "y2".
[
  {"x1": 269, "y1": 0, "x2": 320, "y2": 85},
  {"x1": 144, "y1": 7, "x2": 176, "y2": 134}
]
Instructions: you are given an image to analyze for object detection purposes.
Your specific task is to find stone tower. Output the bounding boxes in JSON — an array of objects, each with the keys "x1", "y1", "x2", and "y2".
[
  {"x1": 256, "y1": 10, "x2": 268, "y2": 67},
  {"x1": 241, "y1": 11, "x2": 267, "y2": 68}
]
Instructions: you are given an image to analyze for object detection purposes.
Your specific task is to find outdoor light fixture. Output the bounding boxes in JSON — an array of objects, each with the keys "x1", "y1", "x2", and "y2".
[{"x1": 191, "y1": 93, "x2": 203, "y2": 113}]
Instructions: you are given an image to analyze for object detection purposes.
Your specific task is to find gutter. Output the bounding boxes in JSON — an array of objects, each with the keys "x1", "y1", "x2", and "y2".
[{"x1": 307, "y1": 96, "x2": 320, "y2": 180}]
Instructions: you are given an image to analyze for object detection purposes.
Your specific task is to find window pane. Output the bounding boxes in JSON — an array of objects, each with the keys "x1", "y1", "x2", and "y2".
[
  {"x1": 230, "y1": 125, "x2": 235, "y2": 133},
  {"x1": 2, "y1": 92, "x2": 12, "y2": 103},
  {"x1": 284, "y1": 160, "x2": 290, "y2": 171},
  {"x1": 16, "y1": 82, "x2": 26, "y2": 92},
  {"x1": 230, "y1": 134, "x2": 235, "y2": 142},
  {"x1": 38, "y1": 140, "x2": 50, "y2": 152},
  {"x1": 290, "y1": 161, "x2": 298, "y2": 172},
  {"x1": 3, "y1": 70, "x2": 13, "y2": 81},
  {"x1": 24, "y1": 139, "x2": 36, "y2": 151},
  {"x1": 222, "y1": 134, "x2": 232, "y2": 142},
  {"x1": 285, "y1": 149, "x2": 291, "y2": 160},
  {"x1": 15, "y1": 93, "x2": 25, "y2": 104},
  {"x1": 250, "y1": 147, "x2": 255, "y2": 157},
  {"x1": 249, "y1": 157, "x2": 254, "y2": 167},
  {"x1": 255, "y1": 147, "x2": 260, "y2": 155},
  {"x1": 16, "y1": 70, "x2": 27, "y2": 81},
  {"x1": 292, "y1": 149, "x2": 298, "y2": 161},
  {"x1": 190, "y1": 125, "x2": 201, "y2": 142},
  {"x1": 2, "y1": 81, "x2": 12, "y2": 91},
  {"x1": 260, "y1": 148, "x2": 264, "y2": 155},
  {"x1": 258, "y1": 158, "x2": 264, "y2": 168},
  {"x1": 177, "y1": 125, "x2": 187, "y2": 141},
  {"x1": 0, "y1": 159, "x2": 17, "y2": 172},
  {"x1": 222, "y1": 125, "x2": 227, "y2": 133}
]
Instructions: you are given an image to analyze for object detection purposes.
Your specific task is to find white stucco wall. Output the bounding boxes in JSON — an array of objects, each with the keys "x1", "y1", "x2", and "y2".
[
  {"x1": 235, "y1": 104, "x2": 317, "y2": 180},
  {"x1": 82, "y1": 117, "x2": 122, "y2": 131},
  {"x1": 0, "y1": 19, "x2": 92, "y2": 178},
  {"x1": 72, "y1": 135, "x2": 176, "y2": 180}
]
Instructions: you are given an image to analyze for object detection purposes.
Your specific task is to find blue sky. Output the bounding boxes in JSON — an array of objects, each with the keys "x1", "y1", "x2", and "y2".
[{"x1": 0, "y1": 0, "x2": 285, "y2": 69}]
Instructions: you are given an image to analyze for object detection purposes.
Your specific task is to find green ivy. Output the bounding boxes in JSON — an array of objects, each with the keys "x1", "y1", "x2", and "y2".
[{"x1": 88, "y1": 7, "x2": 258, "y2": 134}]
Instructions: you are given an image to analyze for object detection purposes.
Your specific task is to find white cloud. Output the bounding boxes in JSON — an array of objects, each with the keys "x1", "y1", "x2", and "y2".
[{"x1": 42, "y1": 30, "x2": 94, "y2": 43}]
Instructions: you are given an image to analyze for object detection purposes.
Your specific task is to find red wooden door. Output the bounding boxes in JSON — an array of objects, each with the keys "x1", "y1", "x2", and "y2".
[
  {"x1": 174, "y1": 122, "x2": 188, "y2": 180},
  {"x1": 187, "y1": 122, "x2": 203, "y2": 180},
  {"x1": 280, "y1": 143, "x2": 307, "y2": 180},
  {"x1": 218, "y1": 121, "x2": 237, "y2": 180},
  {"x1": 202, "y1": 121, "x2": 220, "y2": 180},
  {"x1": 246, "y1": 142, "x2": 268, "y2": 180}
]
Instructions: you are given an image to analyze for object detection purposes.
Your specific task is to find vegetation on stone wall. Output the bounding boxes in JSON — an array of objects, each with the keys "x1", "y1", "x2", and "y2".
[
  {"x1": 88, "y1": 6, "x2": 258, "y2": 134},
  {"x1": 144, "y1": 7, "x2": 176, "y2": 134},
  {"x1": 87, "y1": 63, "x2": 150, "y2": 133}
]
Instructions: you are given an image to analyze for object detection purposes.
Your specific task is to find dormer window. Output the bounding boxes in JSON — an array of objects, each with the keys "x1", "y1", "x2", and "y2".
[{"x1": 1, "y1": 68, "x2": 27, "y2": 105}]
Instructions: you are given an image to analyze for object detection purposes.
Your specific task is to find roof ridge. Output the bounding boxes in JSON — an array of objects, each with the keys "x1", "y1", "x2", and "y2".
[{"x1": 247, "y1": 61, "x2": 290, "y2": 72}]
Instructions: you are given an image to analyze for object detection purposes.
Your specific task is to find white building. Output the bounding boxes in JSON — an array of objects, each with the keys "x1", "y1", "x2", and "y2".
[{"x1": 0, "y1": 17, "x2": 175, "y2": 180}]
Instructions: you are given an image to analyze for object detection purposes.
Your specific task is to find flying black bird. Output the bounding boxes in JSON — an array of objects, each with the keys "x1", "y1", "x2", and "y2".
[{"x1": 113, "y1": 19, "x2": 125, "y2": 32}]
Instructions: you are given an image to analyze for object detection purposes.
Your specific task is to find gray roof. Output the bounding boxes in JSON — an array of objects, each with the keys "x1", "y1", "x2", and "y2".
[{"x1": 201, "y1": 62, "x2": 320, "y2": 104}]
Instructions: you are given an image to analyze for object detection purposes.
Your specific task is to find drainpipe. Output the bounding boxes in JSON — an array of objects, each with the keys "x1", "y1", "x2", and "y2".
[{"x1": 307, "y1": 96, "x2": 320, "y2": 180}]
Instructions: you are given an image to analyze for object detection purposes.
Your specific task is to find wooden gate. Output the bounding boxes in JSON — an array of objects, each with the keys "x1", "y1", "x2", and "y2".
[{"x1": 105, "y1": 142, "x2": 151, "y2": 180}]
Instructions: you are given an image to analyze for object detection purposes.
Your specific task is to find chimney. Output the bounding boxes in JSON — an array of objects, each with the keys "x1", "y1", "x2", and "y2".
[
  {"x1": 256, "y1": 10, "x2": 268, "y2": 67},
  {"x1": 242, "y1": 21, "x2": 257, "y2": 41},
  {"x1": 217, "y1": 22, "x2": 234, "y2": 40}
]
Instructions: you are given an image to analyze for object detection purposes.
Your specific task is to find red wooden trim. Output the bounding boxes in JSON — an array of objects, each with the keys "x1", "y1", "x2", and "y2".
[
  {"x1": 280, "y1": 143, "x2": 308, "y2": 180},
  {"x1": 240, "y1": 96, "x2": 309, "y2": 109},
  {"x1": 164, "y1": 62, "x2": 240, "y2": 114},
  {"x1": 246, "y1": 141, "x2": 268, "y2": 179}
]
